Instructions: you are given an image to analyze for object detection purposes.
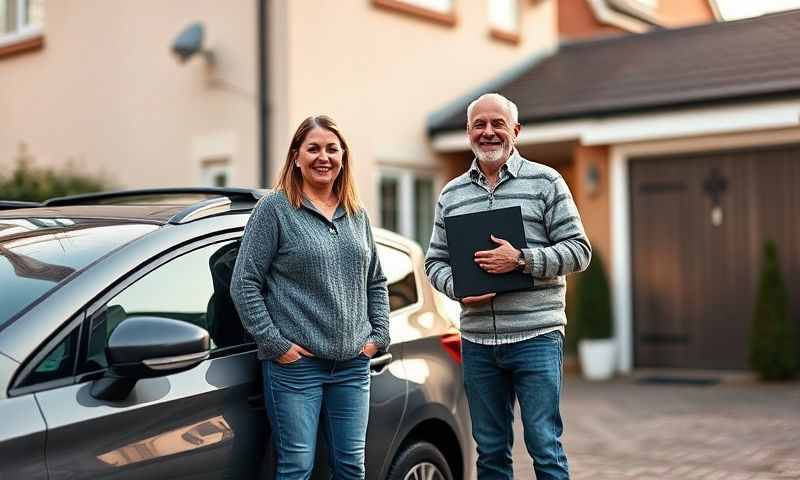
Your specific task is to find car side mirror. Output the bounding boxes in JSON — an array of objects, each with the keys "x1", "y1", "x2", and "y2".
[{"x1": 91, "y1": 316, "x2": 210, "y2": 401}]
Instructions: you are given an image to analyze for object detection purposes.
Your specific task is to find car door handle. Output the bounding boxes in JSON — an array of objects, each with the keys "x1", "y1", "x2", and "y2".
[
  {"x1": 247, "y1": 394, "x2": 264, "y2": 408},
  {"x1": 369, "y1": 353, "x2": 392, "y2": 375}
]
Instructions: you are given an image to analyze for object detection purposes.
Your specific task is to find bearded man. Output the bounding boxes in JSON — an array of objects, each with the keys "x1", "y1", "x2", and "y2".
[{"x1": 425, "y1": 93, "x2": 591, "y2": 480}]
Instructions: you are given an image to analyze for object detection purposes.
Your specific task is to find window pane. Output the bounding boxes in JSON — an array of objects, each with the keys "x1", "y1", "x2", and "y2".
[
  {"x1": 0, "y1": 0, "x2": 19, "y2": 36},
  {"x1": 377, "y1": 244, "x2": 418, "y2": 312},
  {"x1": 489, "y1": 0, "x2": 518, "y2": 32},
  {"x1": 25, "y1": 0, "x2": 44, "y2": 28},
  {"x1": 380, "y1": 177, "x2": 399, "y2": 233},
  {"x1": 414, "y1": 177, "x2": 434, "y2": 251},
  {"x1": 83, "y1": 241, "x2": 250, "y2": 371},
  {"x1": 18, "y1": 327, "x2": 79, "y2": 387}
]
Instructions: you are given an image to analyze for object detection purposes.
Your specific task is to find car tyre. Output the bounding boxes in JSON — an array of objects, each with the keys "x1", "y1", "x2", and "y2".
[{"x1": 386, "y1": 440, "x2": 454, "y2": 480}]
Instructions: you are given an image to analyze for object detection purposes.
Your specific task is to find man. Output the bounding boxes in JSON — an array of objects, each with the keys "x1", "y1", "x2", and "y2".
[{"x1": 425, "y1": 93, "x2": 591, "y2": 480}]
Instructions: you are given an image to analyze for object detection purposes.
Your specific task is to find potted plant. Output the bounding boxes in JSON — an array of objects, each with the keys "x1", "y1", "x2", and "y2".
[
  {"x1": 750, "y1": 241, "x2": 797, "y2": 380},
  {"x1": 574, "y1": 251, "x2": 615, "y2": 380}
]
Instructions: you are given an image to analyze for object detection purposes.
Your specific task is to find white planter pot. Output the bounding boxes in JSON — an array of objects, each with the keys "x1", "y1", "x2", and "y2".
[{"x1": 578, "y1": 339, "x2": 616, "y2": 381}]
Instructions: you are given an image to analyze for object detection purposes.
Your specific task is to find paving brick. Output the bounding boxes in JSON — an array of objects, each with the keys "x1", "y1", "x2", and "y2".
[{"x1": 500, "y1": 376, "x2": 800, "y2": 479}]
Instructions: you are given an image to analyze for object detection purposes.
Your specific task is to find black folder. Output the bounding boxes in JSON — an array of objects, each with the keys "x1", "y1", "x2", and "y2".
[{"x1": 444, "y1": 206, "x2": 533, "y2": 298}]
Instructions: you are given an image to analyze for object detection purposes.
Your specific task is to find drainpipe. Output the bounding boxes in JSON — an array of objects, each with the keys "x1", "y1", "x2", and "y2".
[{"x1": 258, "y1": 0, "x2": 270, "y2": 188}]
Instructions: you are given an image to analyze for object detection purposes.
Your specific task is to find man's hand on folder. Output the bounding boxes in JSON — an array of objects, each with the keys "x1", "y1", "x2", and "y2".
[
  {"x1": 474, "y1": 235, "x2": 521, "y2": 274},
  {"x1": 461, "y1": 292, "x2": 496, "y2": 305}
]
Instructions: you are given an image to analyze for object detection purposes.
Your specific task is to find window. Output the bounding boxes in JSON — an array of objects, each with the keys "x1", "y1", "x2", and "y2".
[
  {"x1": 378, "y1": 169, "x2": 436, "y2": 251},
  {"x1": 489, "y1": 0, "x2": 520, "y2": 43},
  {"x1": 372, "y1": 0, "x2": 456, "y2": 26},
  {"x1": 380, "y1": 176, "x2": 400, "y2": 233},
  {"x1": 0, "y1": 0, "x2": 44, "y2": 48},
  {"x1": 200, "y1": 157, "x2": 232, "y2": 188},
  {"x1": 377, "y1": 244, "x2": 419, "y2": 312},
  {"x1": 83, "y1": 241, "x2": 251, "y2": 372},
  {"x1": 16, "y1": 325, "x2": 79, "y2": 389}
]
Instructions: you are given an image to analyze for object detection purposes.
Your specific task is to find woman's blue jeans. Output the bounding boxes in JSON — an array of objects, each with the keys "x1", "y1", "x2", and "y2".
[
  {"x1": 262, "y1": 354, "x2": 371, "y2": 480},
  {"x1": 462, "y1": 331, "x2": 569, "y2": 480}
]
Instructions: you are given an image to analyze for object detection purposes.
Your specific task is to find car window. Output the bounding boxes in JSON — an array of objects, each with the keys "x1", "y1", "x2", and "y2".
[
  {"x1": 16, "y1": 326, "x2": 80, "y2": 388},
  {"x1": 83, "y1": 240, "x2": 251, "y2": 372},
  {"x1": 377, "y1": 244, "x2": 419, "y2": 312}
]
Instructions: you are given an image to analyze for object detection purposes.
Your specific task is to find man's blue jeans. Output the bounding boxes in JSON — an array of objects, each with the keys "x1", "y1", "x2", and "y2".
[
  {"x1": 262, "y1": 354, "x2": 371, "y2": 480},
  {"x1": 462, "y1": 331, "x2": 569, "y2": 480}
]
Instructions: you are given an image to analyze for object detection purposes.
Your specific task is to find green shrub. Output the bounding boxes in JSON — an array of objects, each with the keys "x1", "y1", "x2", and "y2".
[
  {"x1": 572, "y1": 251, "x2": 613, "y2": 340},
  {"x1": 0, "y1": 158, "x2": 110, "y2": 202},
  {"x1": 750, "y1": 241, "x2": 797, "y2": 380}
]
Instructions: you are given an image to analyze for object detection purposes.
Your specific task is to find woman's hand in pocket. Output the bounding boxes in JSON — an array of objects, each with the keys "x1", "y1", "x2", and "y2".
[
  {"x1": 361, "y1": 342, "x2": 378, "y2": 359},
  {"x1": 277, "y1": 344, "x2": 313, "y2": 364}
]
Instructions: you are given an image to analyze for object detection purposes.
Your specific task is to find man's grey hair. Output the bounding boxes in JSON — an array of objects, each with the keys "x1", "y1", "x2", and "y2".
[{"x1": 466, "y1": 93, "x2": 519, "y2": 125}]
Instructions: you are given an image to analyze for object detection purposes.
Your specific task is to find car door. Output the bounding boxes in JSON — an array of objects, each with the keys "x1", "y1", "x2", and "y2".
[{"x1": 30, "y1": 236, "x2": 273, "y2": 480}]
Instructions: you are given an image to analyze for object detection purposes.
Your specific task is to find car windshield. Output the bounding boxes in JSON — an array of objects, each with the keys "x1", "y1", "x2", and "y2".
[{"x1": 0, "y1": 218, "x2": 158, "y2": 328}]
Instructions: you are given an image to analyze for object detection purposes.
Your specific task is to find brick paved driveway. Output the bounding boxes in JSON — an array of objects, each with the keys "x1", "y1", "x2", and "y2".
[{"x1": 506, "y1": 376, "x2": 800, "y2": 479}]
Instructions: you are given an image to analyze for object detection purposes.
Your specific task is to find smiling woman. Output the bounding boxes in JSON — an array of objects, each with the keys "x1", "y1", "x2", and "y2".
[{"x1": 230, "y1": 114, "x2": 390, "y2": 480}]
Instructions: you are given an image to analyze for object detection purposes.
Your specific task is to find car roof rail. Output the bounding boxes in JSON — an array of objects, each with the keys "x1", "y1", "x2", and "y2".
[
  {"x1": 43, "y1": 187, "x2": 267, "y2": 207},
  {"x1": 167, "y1": 196, "x2": 236, "y2": 224},
  {"x1": 0, "y1": 200, "x2": 42, "y2": 210}
]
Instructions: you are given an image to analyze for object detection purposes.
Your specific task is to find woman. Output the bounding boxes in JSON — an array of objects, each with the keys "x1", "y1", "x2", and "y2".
[{"x1": 230, "y1": 115, "x2": 390, "y2": 479}]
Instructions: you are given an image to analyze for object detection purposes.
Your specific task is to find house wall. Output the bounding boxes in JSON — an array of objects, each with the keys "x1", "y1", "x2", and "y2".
[
  {"x1": 573, "y1": 144, "x2": 611, "y2": 263},
  {"x1": 0, "y1": 0, "x2": 259, "y2": 189},
  {"x1": 656, "y1": 0, "x2": 715, "y2": 26},
  {"x1": 557, "y1": 0, "x2": 626, "y2": 41},
  {"x1": 274, "y1": 0, "x2": 559, "y2": 218}
]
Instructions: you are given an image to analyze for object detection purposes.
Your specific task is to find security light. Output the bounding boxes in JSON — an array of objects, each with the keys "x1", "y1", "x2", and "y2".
[{"x1": 171, "y1": 22, "x2": 214, "y2": 64}]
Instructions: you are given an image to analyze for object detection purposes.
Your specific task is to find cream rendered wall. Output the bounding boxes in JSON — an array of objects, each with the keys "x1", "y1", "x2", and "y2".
[
  {"x1": 272, "y1": 0, "x2": 558, "y2": 217},
  {"x1": 0, "y1": 0, "x2": 258, "y2": 188}
]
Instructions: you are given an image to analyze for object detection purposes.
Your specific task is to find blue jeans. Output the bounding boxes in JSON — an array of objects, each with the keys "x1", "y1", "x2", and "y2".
[
  {"x1": 262, "y1": 354, "x2": 371, "y2": 480},
  {"x1": 462, "y1": 331, "x2": 569, "y2": 480}
]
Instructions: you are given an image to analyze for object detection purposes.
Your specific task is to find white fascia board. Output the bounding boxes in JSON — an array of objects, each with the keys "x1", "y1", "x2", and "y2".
[
  {"x1": 586, "y1": 0, "x2": 650, "y2": 33},
  {"x1": 431, "y1": 99, "x2": 800, "y2": 152},
  {"x1": 581, "y1": 100, "x2": 800, "y2": 145}
]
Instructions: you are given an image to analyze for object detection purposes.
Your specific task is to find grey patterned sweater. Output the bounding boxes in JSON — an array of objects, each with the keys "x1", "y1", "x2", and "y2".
[
  {"x1": 230, "y1": 191, "x2": 390, "y2": 361},
  {"x1": 425, "y1": 151, "x2": 591, "y2": 340}
]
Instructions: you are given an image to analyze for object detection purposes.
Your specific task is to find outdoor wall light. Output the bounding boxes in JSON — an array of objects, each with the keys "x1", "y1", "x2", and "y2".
[
  {"x1": 585, "y1": 162, "x2": 600, "y2": 197},
  {"x1": 171, "y1": 22, "x2": 215, "y2": 65}
]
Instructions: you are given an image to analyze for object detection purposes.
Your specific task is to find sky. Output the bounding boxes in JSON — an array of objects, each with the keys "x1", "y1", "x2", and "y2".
[{"x1": 715, "y1": 0, "x2": 800, "y2": 20}]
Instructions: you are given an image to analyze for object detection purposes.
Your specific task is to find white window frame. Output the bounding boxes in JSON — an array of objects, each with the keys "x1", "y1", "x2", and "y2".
[
  {"x1": 0, "y1": 0, "x2": 43, "y2": 48},
  {"x1": 488, "y1": 0, "x2": 519, "y2": 34},
  {"x1": 377, "y1": 167, "x2": 437, "y2": 247},
  {"x1": 200, "y1": 157, "x2": 233, "y2": 188}
]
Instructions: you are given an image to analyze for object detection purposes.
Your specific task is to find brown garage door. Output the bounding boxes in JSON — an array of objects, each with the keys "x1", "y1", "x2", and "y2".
[{"x1": 631, "y1": 144, "x2": 800, "y2": 369}]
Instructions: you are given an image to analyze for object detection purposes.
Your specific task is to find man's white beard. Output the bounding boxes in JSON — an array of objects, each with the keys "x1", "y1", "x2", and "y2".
[{"x1": 471, "y1": 142, "x2": 509, "y2": 165}]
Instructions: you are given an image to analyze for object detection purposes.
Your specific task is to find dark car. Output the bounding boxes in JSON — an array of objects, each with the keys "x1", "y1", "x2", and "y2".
[{"x1": 0, "y1": 188, "x2": 473, "y2": 480}]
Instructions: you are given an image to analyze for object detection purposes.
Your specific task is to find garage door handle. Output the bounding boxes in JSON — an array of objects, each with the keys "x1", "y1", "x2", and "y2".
[{"x1": 369, "y1": 353, "x2": 392, "y2": 375}]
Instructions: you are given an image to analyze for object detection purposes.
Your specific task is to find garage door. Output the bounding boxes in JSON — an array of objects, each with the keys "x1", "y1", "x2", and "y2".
[{"x1": 630, "y1": 144, "x2": 800, "y2": 369}]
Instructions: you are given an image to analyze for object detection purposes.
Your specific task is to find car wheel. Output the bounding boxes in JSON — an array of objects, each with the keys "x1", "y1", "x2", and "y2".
[{"x1": 387, "y1": 440, "x2": 454, "y2": 480}]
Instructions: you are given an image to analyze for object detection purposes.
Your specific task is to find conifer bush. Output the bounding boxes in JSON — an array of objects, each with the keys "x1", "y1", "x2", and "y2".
[
  {"x1": 750, "y1": 241, "x2": 797, "y2": 380},
  {"x1": 573, "y1": 251, "x2": 613, "y2": 340}
]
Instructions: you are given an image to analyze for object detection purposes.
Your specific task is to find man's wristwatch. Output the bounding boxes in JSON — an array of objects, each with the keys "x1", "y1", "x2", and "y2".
[{"x1": 515, "y1": 250, "x2": 526, "y2": 272}]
